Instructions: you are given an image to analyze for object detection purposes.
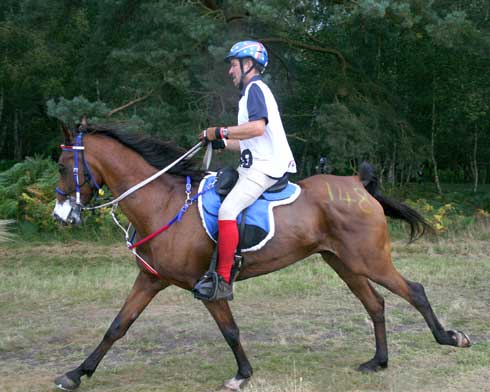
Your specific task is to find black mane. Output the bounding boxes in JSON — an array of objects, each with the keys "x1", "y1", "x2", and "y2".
[{"x1": 80, "y1": 124, "x2": 204, "y2": 179}]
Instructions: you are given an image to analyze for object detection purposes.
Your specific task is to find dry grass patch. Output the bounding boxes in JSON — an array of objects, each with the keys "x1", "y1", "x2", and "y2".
[{"x1": 0, "y1": 236, "x2": 489, "y2": 392}]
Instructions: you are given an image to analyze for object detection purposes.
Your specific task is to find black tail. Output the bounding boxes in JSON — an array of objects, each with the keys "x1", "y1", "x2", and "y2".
[{"x1": 359, "y1": 162, "x2": 435, "y2": 242}]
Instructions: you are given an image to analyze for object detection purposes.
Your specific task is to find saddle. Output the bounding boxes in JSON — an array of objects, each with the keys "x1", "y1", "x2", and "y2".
[
  {"x1": 197, "y1": 169, "x2": 301, "y2": 253},
  {"x1": 214, "y1": 167, "x2": 290, "y2": 197}
]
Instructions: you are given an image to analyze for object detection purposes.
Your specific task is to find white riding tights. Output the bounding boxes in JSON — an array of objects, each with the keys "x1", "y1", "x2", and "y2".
[{"x1": 218, "y1": 166, "x2": 278, "y2": 220}]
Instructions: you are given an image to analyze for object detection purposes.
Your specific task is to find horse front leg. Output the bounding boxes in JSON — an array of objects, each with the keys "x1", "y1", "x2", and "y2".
[
  {"x1": 54, "y1": 271, "x2": 168, "y2": 391},
  {"x1": 203, "y1": 300, "x2": 253, "y2": 391}
]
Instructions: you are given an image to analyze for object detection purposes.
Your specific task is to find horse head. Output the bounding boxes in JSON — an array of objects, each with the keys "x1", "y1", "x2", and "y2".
[{"x1": 52, "y1": 118, "x2": 104, "y2": 225}]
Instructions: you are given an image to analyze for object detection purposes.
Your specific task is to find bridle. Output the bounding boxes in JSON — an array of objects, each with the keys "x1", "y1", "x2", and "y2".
[
  {"x1": 54, "y1": 130, "x2": 203, "y2": 215},
  {"x1": 55, "y1": 132, "x2": 103, "y2": 207}
]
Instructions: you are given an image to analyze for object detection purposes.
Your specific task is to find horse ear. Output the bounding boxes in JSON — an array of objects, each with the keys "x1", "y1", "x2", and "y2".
[
  {"x1": 80, "y1": 115, "x2": 88, "y2": 129},
  {"x1": 60, "y1": 121, "x2": 73, "y2": 145}
]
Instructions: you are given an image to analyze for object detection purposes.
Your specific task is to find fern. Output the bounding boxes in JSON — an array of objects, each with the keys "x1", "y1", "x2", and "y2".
[{"x1": 0, "y1": 156, "x2": 58, "y2": 223}]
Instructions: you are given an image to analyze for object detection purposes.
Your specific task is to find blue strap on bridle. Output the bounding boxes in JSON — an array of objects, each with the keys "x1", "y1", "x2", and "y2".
[
  {"x1": 83, "y1": 157, "x2": 101, "y2": 192},
  {"x1": 73, "y1": 133, "x2": 82, "y2": 204},
  {"x1": 55, "y1": 187, "x2": 68, "y2": 196},
  {"x1": 56, "y1": 131, "x2": 101, "y2": 204}
]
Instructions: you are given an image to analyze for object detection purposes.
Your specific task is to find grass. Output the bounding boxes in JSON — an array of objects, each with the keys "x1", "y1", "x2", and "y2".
[
  {"x1": 0, "y1": 229, "x2": 489, "y2": 392},
  {"x1": 0, "y1": 219, "x2": 15, "y2": 242}
]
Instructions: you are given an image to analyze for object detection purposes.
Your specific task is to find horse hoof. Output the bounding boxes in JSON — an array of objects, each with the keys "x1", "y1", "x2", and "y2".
[
  {"x1": 357, "y1": 358, "x2": 388, "y2": 373},
  {"x1": 221, "y1": 376, "x2": 250, "y2": 391},
  {"x1": 448, "y1": 330, "x2": 471, "y2": 347},
  {"x1": 54, "y1": 374, "x2": 81, "y2": 391}
]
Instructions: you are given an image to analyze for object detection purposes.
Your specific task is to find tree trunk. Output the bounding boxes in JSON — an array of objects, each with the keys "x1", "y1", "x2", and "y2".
[
  {"x1": 13, "y1": 110, "x2": 22, "y2": 161},
  {"x1": 405, "y1": 162, "x2": 413, "y2": 185},
  {"x1": 431, "y1": 89, "x2": 442, "y2": 194},
  {"x1": 471, "y1": 124, "x2": 478, "y2": 192},
  {"x1": 0, "y1": 89, "x2": 4, "y2": 155},
  {"x1": 0, "y1": 88, "x2": 3, "y2": 123},
  {"x1": 388, "y1": 142, "x2": 396, "y2": 186},
  {"x1": 299, "y1": 142, "x2": 309, "y2": 178}
]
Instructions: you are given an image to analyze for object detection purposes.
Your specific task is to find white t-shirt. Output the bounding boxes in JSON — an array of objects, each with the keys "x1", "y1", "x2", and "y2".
[{"x1": 238, "y1": 76, "x2": 297, "y2": 178}]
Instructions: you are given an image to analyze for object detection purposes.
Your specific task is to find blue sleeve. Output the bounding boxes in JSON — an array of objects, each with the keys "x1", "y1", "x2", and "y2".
[{"x1": 247, "y1": 84, "x2": 269, "y2": 124}]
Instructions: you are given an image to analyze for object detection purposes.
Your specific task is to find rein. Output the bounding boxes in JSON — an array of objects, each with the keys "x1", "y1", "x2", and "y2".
[
  {"x1": 57, "y1": 131, "x2": 211, "y2": 280},
  {"x1": 84, "y1": 141, "x2": 203, "y2": 211},
  {"x1": 56, "y1": 131, "x2": 203, "y2": 209}
]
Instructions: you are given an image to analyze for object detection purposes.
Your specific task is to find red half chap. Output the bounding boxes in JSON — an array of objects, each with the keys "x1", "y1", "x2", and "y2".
[{"x1": 217, "y1": 219, "x2": 239, "y2": 283}]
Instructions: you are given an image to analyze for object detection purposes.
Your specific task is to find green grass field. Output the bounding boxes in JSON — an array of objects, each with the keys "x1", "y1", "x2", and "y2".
[{"x1": 0, "y1": 230, "x2": 489, "y2": 392}]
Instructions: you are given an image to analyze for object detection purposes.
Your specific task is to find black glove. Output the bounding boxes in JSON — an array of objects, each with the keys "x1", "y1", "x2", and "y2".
[{"x1": 211, "y1": 140, "x2": 227, "y2": 150}]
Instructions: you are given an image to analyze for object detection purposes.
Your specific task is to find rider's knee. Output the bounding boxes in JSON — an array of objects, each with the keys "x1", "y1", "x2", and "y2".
[{"x1": 218, "y1": 202, "x2": 239, "y2": 220}]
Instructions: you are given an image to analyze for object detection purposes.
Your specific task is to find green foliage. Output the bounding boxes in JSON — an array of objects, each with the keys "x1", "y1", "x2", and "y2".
[
  {"x1": 315, "y1": 102, "x2": 376, "y2": 171},
  {"x1": 46, "y1": 96, "x2": 110, "y2": 127},
  {"x1": 390, "y1": 183, "x2": 490, "y2": 234},
  {"x1": 0, "y1": 156, "x2": 57, "y2": 229},
  {"x1": 0, "y1": 157, "x2": 124, "y2": 239},
  {"x1": 0, "y1": 0, "x2": 489, "y2": 186}
]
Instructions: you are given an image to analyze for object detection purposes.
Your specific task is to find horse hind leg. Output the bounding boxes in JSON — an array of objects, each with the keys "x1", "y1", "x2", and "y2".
[
  {"x1": 203, "y1": 300, "x2": 252, "y2": 391},
  {"x1": 321, "y1": 252, "x2": 389, "y2": 372},
  {"x1": 366, "y1": 256, "x2": 471, "y2": 349},
  {"x1": 54, "y1": 271, "x2": 168, "y2": 391}
]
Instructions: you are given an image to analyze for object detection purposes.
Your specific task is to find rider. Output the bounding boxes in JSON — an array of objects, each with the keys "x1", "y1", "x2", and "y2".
[{"x1": 193, "y1": 40, "x2": 297, "y2": 301}]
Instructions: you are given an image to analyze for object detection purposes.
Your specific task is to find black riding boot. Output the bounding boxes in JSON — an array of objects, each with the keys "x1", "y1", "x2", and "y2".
[{"x1": 193, "y1": 272, "x2": 233, "y2": 301}]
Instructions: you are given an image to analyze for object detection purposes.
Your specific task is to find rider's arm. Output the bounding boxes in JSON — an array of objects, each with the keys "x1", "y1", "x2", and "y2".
[
  {"x1": 224, "y1": 119, "x2": 265, "y2": 151},
  {"x1": 224, "y1": 139, "x2": 240, "y2": 151},
  {"x1": 216, "y1": 119, "x2": 266, "y2": 151},
  {"x1": 227, "y1": 119, "x2": 265, "y2": 140}
]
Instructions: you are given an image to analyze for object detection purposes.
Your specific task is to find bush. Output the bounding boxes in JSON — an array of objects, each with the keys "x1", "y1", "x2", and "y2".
[
  {"x1": 0, "y1": 156, "x2": 57, "y2": 223},
  {"x1": 388, "y1": 183, "x2": 490, "y2": 235},
  {"x1": 0, "y1": 156, "x2": 123, "y2": 240},
  {"x1": 1, "y1": 157, "x2": 487, "y2": 242}
]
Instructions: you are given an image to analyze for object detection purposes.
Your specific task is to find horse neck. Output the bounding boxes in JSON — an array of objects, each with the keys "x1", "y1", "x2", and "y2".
[{"x1": 84, "y1": 135, "x2": 179, "y2": 230}]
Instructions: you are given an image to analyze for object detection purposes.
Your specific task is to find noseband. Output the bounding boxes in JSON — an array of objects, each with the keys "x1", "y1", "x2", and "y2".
[{"x1": 56, "y1": 132, "x2": 103, "y2": 207}]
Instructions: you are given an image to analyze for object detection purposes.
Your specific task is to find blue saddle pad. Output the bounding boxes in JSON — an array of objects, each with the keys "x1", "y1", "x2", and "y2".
[{"x1": 197, "y1": 174, "x2": 301, "y2": 252}]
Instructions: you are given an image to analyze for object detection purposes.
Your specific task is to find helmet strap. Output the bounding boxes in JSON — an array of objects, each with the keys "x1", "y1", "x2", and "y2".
[{"x1": 239, "y1": 58, "x2": 256, "y2": 90}]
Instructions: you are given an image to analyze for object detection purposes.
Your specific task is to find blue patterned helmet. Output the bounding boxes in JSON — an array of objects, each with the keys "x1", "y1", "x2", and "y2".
[{"x1": 225, "y1": 41, "x2": 269, "y2": 70}]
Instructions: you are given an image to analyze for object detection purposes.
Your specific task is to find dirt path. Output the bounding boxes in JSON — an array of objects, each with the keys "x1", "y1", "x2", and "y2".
[{"x1": 1, "y1": 241, "x2": 488, "y2": 392}]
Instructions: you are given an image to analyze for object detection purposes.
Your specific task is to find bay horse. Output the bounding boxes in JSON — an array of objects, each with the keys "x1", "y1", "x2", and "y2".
[{"x1": 52, "y1": 123, "x2": 470, "y2": 391}]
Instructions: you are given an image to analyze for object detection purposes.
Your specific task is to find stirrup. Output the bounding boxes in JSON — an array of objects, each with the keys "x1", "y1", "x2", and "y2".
[
  {"x1": 193, "y1": 271, "x2": 233, "y2": 301},
  {"x1": 230, "y1": 253, "x2": 243, "y2": 282}
]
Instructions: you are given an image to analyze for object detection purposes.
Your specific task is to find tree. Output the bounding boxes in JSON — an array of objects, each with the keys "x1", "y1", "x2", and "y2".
[{"x1": 1, "y1": 0, "x2": 489, "y2": 191}]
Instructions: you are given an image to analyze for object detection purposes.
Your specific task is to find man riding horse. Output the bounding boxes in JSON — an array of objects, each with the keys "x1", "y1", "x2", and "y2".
[{"x1": 193, "y1": 40, "x2": 297, "y2": 301}]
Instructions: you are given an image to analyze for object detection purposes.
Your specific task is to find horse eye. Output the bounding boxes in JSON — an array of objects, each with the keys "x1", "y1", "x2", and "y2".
[{"x1": 58, "y1": 164, "x2": 67, "y2": 174}]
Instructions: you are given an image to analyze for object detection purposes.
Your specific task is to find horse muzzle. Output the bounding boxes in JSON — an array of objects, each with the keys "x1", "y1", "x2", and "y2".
[{"x1": 52, "y1": 199, "x2": 83, "y2": 225}]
